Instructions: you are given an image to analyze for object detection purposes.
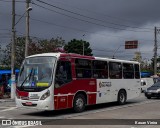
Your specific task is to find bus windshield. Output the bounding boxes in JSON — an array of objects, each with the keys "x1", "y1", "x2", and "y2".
[{"x1": 17, "y1": 56, "x2": 56, "y2": 92}]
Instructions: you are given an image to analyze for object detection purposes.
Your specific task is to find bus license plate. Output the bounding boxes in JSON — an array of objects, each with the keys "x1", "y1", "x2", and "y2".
[{"x1": 25, "y1": 102, "x2": 32, "y2": 106}]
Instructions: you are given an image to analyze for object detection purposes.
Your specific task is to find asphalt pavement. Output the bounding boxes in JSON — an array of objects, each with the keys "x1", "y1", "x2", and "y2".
[{"x1": 0, "y1": 93, "x2": 160, "y2": 128}]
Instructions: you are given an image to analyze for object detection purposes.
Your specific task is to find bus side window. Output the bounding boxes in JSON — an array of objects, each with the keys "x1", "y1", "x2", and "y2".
[
  {"x1": 75, "y1": 59, "x2": 92, "y2": 78},
  {"x1": 123, "y1": 63, "x2": 134, "y2": 79},
  {"x1": 92, "y1": 60, "x2": 108, "y2": 79},
  {"x1": 55, "y1": 61, "x2": 72, "y2": 88},
  {"x1": 109, "y1": 62, "x2": 122, "y2": 79},
  {"x1": 134, "y1": 64, "x2": 140, "y2": 79}
]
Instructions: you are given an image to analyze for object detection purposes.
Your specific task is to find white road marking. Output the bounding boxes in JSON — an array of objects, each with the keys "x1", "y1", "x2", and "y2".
[
  {"x1": 13, "y1": 125, "x2": 35, "y2": 128},
  {"x1": 53, "y1": 99, "x2": 160, "y2": 119},
  {"x1": 0, "y1": 107, "x2": 17, "y2": 112},
  {"x1": 0, "y1": 106, "x2": 15, "y2": 108},
  {"x1": 0, "y1": 116, "x2": 5, "y2": 118}
]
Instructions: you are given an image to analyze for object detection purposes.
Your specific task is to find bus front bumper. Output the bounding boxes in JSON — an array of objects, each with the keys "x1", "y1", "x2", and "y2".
[{"x1": 16, "y1": 98, "x2": 54, "y2": 110}]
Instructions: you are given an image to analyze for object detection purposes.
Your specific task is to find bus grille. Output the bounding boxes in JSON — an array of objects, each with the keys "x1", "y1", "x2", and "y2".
[
  {"x1": 20, "y1": 96, "x2": 39, "y2": 101},
  {"x1": 22, "y1": 103, "x2": 37, "y2": 107},
  {"x1": 21, "y1": 96, "x2": 29, "y2": 100}
]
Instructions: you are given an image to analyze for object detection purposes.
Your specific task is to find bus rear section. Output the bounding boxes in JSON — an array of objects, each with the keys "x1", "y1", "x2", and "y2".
[{"x1": 16, "y1": 53, "x2": 141, "y2": 112}]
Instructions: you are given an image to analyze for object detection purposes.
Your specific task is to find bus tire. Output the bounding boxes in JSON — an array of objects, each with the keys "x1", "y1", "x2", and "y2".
[
  {"x1": 73, "y1": 94, "x2": 86, "y2": 113},
  {"x1": 117, "y1": 90, "x2": 126, "y2": 105}
]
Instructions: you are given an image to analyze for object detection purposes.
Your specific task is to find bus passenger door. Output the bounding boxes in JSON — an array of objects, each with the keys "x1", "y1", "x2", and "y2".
[
  {"x1": 54, "y1": 60, "x2": 72, "y2": 110},
  {"x1": 96, "y1": 80, "x2": 111, "y2": 104}
]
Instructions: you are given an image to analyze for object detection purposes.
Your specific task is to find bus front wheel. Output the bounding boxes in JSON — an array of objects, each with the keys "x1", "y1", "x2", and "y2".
[
  {"x1": 117, "y1": 90, "x2": 126, "y2": 105},
  {"x1": 73, "y1": 94, "x2": 86, "y2": 113}
]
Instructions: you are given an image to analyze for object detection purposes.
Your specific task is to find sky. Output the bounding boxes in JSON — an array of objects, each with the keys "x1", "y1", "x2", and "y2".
[{"x1": 0, "y1": 0, "x2": 160, "y2": 61}]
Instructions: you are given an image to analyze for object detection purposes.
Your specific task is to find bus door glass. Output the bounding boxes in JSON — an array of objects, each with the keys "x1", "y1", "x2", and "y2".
[{"x1": 54, "y1": 60, "x2": 72, "y2": 109}]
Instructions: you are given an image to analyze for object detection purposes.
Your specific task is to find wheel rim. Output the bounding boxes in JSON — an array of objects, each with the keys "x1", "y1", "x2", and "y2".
[
  {"x1": 120, "y1": 93, "x2": 125, "y2": 103},
  {"x1": 76, "y1": 98, "x2": 84, "y2": 109}
]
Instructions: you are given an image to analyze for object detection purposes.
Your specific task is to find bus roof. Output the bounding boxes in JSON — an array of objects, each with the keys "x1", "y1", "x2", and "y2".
[
  {"x1": 26, "y1": 53, "x2": 62, "y2": 58},
  {"x1": 27, "y1": 53, "x2": 139, "y2": 64},
  {"x1": 95, "y1": 57, "x2": 139, "y2": 64},
  {"x1": 27, "y1": 53, "x2": 94, "y2": 59}
]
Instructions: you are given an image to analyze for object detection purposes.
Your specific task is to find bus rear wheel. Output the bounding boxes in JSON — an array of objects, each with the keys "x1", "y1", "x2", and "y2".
[
  {"x1": 73, "y1": 94, "x2": 86, "y2": 113},
  {"x1": 118, "y1": 90, "x2": 126, "y2": 105}
]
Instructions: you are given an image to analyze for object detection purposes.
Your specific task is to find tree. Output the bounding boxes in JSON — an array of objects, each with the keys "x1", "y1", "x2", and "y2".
[
  {"x1": 36, "y1": 37, "x2": 65, "y2": 54},
  {"x1": 0, "y1": 44, "x2": 2, "y2": 65},
  {"x1": 141, "y1": 58, "x2": 152, "y2": 72},
  {"x1": 1, "y1": 37, "x2": 26, "y2": 68},
  {"x1": 64, "y1": 39, "x2": 93, "y2": 56},
  {"x1": 132, "y1": 52, "x2": 142, "y2": 63},
  {"x1": 1, "y1": 36, "x2": 65, "y2": 68}
]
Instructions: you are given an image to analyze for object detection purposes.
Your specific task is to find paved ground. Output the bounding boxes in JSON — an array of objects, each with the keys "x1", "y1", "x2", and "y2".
[{"x1": 0, "y1": 93, "x2": 160, "y2": 128}]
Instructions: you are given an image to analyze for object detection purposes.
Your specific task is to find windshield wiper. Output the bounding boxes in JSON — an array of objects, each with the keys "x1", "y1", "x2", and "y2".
[{"x1": 20, "y1": 68, "x2": 33, "y2": 89}]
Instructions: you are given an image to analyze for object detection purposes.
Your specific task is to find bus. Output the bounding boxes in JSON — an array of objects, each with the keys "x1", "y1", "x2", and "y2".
[{"x1": 16, "y1": 53, "x2": 141, "y2": 112}]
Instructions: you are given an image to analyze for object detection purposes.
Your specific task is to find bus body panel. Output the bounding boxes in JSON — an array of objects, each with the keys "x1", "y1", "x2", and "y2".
[
  {"x1": 96, "y1": 79, "x2": 141, "y2": 104},
  {"x1": 54, "y1": 78, "x2": 97, "y2": 110},
  {"x1": 109, "y1": 79, "x2": 141, "y2": 101},
  {"x1": 96, "y1": 79, "x2": 111, "y2": 103}
]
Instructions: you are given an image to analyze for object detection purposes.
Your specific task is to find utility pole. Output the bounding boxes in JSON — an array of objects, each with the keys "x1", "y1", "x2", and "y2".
[
  {"x1": 154, "y1": 27, "x2": 157, "y2": 75},
  {"x1": 11, "y1": 0, "x2": 16, "y2": 99},
  {"x1": 82, "y1": 34, "x2": 85, "y2": 55},
  {"x1": 25, "y1": 0, "x2": 30, "y2": 57},
  {"x1": 83, "y1": 42, "x2": 84, "y2": 55}
]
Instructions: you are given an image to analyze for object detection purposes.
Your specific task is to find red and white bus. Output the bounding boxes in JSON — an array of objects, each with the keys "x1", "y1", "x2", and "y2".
[{"x1": 16, "y1": 53, "x2": 141, "y2": 112}]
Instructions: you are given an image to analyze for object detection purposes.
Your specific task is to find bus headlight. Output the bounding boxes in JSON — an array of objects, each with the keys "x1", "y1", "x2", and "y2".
[
  {"x1": 40, "y1": 90, "x2": 50, "y2": 100},
  {"x1": 156, "y1": 89, "x2": 160, "y2": 93}
]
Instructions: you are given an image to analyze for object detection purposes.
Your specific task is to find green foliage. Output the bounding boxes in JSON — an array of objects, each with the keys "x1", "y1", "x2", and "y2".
[
  {"x1": 64, "y1": 39, "x2": 93, "y2": 56},
  {"x1": 29, "y1": 37, "x2": 65, "y2": 55},
  {"x1": 1, "y1": 36, "x2": 65, "y2": 68},
  {"x1": 0, "y1": 44, "x2": 2, "y2": 64},
  {"x1": 1, "y1": 43, "x2": 12, "y2": 67},
  {"x1": 0, "y1": 66, "x2": 11, "y2": 70}
]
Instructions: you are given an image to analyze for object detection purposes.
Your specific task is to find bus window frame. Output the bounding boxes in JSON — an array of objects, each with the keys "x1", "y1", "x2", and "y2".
[
  {"x1": 75, "y1": 58, "x2": 92, "y2": 79},
  {"x1": 123, "y1": 63, "x2": 134, "y2": 79},
  {"x1": 109, "y1": 62, "x2": 122, "y2": 79},
  {"x1": 92, "y1": 60, "x2": 108, "y2": 79}
]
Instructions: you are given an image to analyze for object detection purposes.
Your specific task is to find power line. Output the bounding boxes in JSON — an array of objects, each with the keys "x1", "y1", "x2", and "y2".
[
  {"x1": 0, "y1": 29, "x2": 10, "y2": 31},
  {"x1": 16, "y1": 31, "x2": 46, "y2": 40},
  {"x1": 32, "y1": 2, "x2": 146, "y2": 33},
  {"x1": 0, "y1": 0, "x2": 24, "y2": 2},
  {"x1": 0, "y1": 33, "x2": 11, "y2": 35},
  {"x1": 0, "y1": 0, "x2": 153, "y2": 31},
  {"x1": 30, "y1": 15, "x2": 154, "y2": 42},
  {"x1": 0, "y1": 4, "x2": 154, "y2": 41},
  {"x1": 33, "y1": 0, "x2": 152, "y2": 32},
  {"x1": 14, "y1": 32, "x2": 155, "y2": 55},
  {"x1": 92, "y1": 48, "x2": 114, "y2": 52},
  {"x1": 49, "y1": 0, "x2": 150, "y2": 28},
  {"x1": 0, "y1": 10, "x2": 154, "y2": 42}
]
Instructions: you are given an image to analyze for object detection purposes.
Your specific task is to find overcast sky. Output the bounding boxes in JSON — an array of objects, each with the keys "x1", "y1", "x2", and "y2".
[{"x1": 0, "y1": 0, "x2": 160, "y2": 60}]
